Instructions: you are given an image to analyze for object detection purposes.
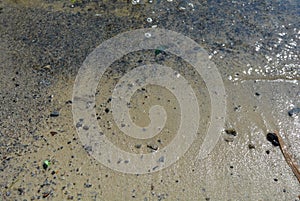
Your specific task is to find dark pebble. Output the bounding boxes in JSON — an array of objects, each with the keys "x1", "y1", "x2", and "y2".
[
  {"x1": 288, "y1": 107, "x2": 300, "y2": 117},
  {"x1": 42, "y1": 163, "x2": 48, "y2": 170},
  {"x1": 158, "y1": 156, "x2": 164, "y2": 163},
  {"x1": 225, "y1": 129, "x2": 237, "y2": 136},
  {"x1": 18, "y1": 188, "x2": 24, "y2": 195},
  {"x1": 248, "y1": 143, "x2": 255, "y2": 149},
  {"x1": 42, "y1": 191, "x2": 50, "y2": 198},
  {"x1": 76, "y1": 121, "x2": 83, "y2": 128},
  {"x1": 50, "y1": 111, "x2": 59, "y2": 117},
  {"x1": 50, "y1": 131, "x2": 58, "y2": 136},
  {"x1": 266, "y1": 133, "x2": 279, "y2": 146},
  {"x1": 147, "y1": 144, "x2": 158, "y2": 151},
  {"x1": 65, "y1": 100, "x2": 72, "y2": 104},
  {"x1": 84, "y1": 145, "x2": 92, "y2": 152},
  {"x1": 84, "y1": 183, "x2": 92, "y2": 188}
]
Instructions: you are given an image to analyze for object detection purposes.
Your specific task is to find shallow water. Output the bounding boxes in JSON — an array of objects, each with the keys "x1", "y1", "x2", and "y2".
[{"x1": 0, "y1": 0, "x2": 299, "y2": 200}]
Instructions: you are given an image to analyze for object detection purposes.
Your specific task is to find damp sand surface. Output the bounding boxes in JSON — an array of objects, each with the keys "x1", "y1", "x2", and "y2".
[{"x1": 0, "y1": 0, "x2": 299, "y2": 200}]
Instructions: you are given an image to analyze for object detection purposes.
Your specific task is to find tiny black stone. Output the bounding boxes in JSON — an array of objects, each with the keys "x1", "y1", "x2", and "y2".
[
  {"x1": 225, "y1": 129, "x2": 237, "y2": 136},
  {"x1": 50, "y1": 111, "x2": 59, "y2": 117},
  {"x1": 105, "y1": 108, "x2": 110, "y2": 113},
  {"x1": 147, "y1": 144, "x2": 158, "y2": 151},
  {"x1": 65, "y1": 100, "x2": 72, "y2": 104},
  {"x1": 266, "y1": 133, "x2": 279, "y2": 146},
  {"x1": 266, "y1": 150, "x2": 270, "y2": 154},
  {"x1": 42, "y1": 163, "x2": 48, "y2": 170},
  {"x1": 17, "y1": 188, "x2": 24, "y2": 195},
  {"x1": 84, "y1": 183, "x2": 92, "y2": 188},
  {"x1": 248, "y1": 144, "x2": 255, "y2": 149}
]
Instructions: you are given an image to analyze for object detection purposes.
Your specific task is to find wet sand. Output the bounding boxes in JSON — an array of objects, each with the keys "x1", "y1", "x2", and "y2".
[{"x1": 0, "y1": 0, "x2": 299, "y2": 200}]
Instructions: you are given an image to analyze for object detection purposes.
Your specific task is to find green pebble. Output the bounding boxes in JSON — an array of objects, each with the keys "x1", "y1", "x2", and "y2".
[{"x1": 44, "y1": 160, "x2": 50, "y2": 166}]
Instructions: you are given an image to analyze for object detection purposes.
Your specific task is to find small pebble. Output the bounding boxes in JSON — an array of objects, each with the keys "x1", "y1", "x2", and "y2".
[
  {"x1": 84, "y1": 183, "x2": 92, "y2": 188},
  {"x1": 288, "y1": 107, "x2": 300, "y2": 117},
  {"x1": 43, "y1": 160, "x2": 50, "y2": 170},
  {"x1": 65, "y1": 100, "x2": 72, "y2": 104},
  {"x1": 50, "y1": 111, "x2": 59, "y2": 117},
  {"x1": 225, "y1": 129, "x2": 237, "y2": 136},
  {"x1": 158, "y1": 156, "x2": 164, "y2": 163},
  {"x1": 266, "y1": 133, "x2": 279, "y2": 147},
  {"x1": 146, "y1": 18, "x2": 153, "y2": 23},
  {"x1": 248, "y1": 143, "x2": 255, "y2": 149},
  {"x1": 223, "y1": 129, "x2": 237, "y2": 142},
  {"x1": 50, "y1": 131, "x2": 58, "y2": 136},
  {"x1": 147, "y1": 144, "x2": 158, "y2": 151}
]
